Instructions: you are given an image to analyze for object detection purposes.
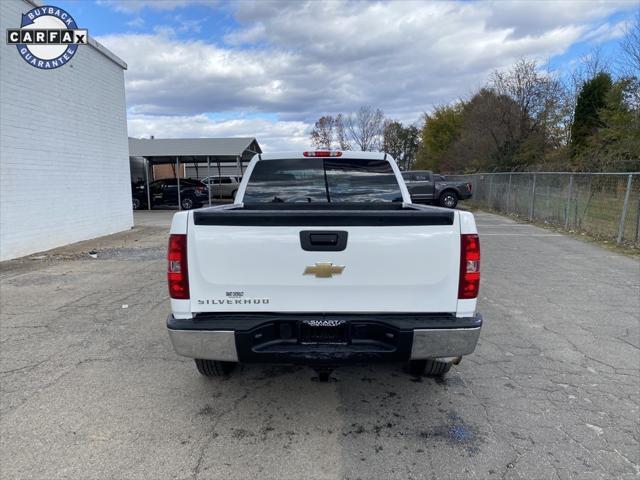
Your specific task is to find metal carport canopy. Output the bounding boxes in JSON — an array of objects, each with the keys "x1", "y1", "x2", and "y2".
[
  {"x1": 128, "y1": 137, "x2": 261, "y2": 163},
  {"x1": 128, "y1": 137, "x2": 262, "y2": 210}
]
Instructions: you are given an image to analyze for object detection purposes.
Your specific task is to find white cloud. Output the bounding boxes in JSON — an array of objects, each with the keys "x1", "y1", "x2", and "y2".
[
  {"x1": 126, "y1": 16, "x2": 145, "y2": 28},
  {"x1": 482, "y1": 0, "x2": 633, "y2": 38},
  {"x1": 96, "y1": 0, "x2": 636, "y2": 150},
  {"x1": 127, "y1": 114, "x2": 311, "y2": 151},
  {"x1": 582, "y1": 19, "x2": 630, "y2": 43},
  {"x1": 99, "y1": 32, "x2": 291, "y2": 113}
]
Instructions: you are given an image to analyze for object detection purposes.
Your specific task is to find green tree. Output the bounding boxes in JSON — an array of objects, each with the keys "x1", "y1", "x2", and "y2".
[
  {"x1": 571, "y1": 72, "x2": 613, "y2": 156},
  {"x1": 580, "y1": 78, "x2": 640, "y2": 171},
  {"x1": 415, "y1": 103, "x2": 464, "y2": 171},
  {"x1": 453, "y1": 89, "x2": 523, "y2": 171},
  {"x1": 382, "y1": 121, "x2": 420, "y2": 170},
  {"x1": 382, "y1": 120, "x2": 405, "y2": 162},
  {"x1": 400, "y1": 125, "x2": 420, "y2": 170}
]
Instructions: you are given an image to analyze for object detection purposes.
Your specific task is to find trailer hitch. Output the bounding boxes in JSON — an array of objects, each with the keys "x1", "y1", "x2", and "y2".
[{"x1": 311, "y1": 367, "x2": 337, "y2": 383}]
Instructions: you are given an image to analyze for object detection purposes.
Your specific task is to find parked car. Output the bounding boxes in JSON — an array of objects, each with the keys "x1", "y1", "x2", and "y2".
[
  {"x1": 132, "y1": 178, "x2": 209, "y2": 210},
  {"x1": 200, "y1": 175, "x2": 241, "y2": 198},
  {"x1": 165, "y1": 151, "x2": 482, "y2": 380},
  {"x1": 401, "y1": 170, "x2": 472, "y2": 208}
]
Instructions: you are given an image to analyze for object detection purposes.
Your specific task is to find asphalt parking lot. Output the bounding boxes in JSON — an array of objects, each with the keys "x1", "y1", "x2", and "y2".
[{"x1": 1, "y1": 210, "x2": 638, "y2": 480}]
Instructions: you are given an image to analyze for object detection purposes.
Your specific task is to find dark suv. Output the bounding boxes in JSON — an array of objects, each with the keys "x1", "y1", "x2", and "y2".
[
  {"x1": 401, "y1": 171, "x2": 472, "y2": 208},
  {"x1": 132, "y1": 178, "x2": 209, "y2": 210}
]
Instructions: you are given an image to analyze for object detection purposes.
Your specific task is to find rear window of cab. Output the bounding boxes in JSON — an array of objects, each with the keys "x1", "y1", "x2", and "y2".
[{"x1": 243, "y1": 158, "x2": 402, "y2": 203}]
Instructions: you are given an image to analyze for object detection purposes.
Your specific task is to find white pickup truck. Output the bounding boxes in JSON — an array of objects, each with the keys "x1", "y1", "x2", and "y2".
[{"x1": 166, "y1": 151, "x2": 481, "y2": 380}]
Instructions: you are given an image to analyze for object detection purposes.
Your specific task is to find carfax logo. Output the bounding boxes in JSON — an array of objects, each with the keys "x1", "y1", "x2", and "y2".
[{"x1": 6, "y1": 5, "x2": 88, "y2": 70}]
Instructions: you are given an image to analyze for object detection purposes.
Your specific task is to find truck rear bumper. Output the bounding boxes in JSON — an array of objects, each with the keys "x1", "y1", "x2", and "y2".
[{"x1": 167, "y1": 313, "x2": 482, "y2": 365}]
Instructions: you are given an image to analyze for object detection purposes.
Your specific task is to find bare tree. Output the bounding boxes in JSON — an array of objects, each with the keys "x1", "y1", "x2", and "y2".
[
  {"x1": 620, "y1": 11, "x2": 640, "y2": 76},
  {"x1": 574, "y1": 46, "x2": 610, "y2": 81},
  {"x1": 310, "y1": 116, "x2": 335, "y2": 149},
  {"x1": 489, "y1": 58, "x2": 564, "y2": 164},
  {"x1": 334, "y1": 114, "x2": 351, "y2": 150},
  {"x1": 619, "y1": 11, "x2": 640, "y2": 113},
  {"x1": 490, "y1": 58, "x2": 562, "y2": 137},
  {"x1": 345, "y1": 106, "x2": 385, "y2": 151}
]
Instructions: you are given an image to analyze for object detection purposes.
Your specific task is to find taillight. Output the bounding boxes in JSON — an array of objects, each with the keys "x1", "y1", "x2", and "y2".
[
  {"x1": 458, "y1": 234, "x2": 480, "y2": 299},
  {"x1": 303, "y1": 151, "x2": 342, "y2": 157},
  {"x1": 167, "y1": 234, "x2": 189, "y2": 299},
  {"x1": 467, "y1": 183, "x2": 473, "y2": 193}
]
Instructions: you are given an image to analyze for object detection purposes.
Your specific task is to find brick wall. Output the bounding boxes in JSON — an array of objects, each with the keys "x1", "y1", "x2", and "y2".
[{"x1": 0, "y1": 0, "x2": 132, "y2": 260}]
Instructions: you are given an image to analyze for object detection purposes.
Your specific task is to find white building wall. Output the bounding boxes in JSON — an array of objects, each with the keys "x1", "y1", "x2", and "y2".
[{"x1": 0, "y1": 0, "x2": 132, "y2": 261}]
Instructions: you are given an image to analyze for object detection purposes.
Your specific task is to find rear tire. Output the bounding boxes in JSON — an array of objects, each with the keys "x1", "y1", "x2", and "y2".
[
  {"x1": 407, "y1": 359, "x2": 452, "y2": 377},
  {"x1": 181, "y1": 197, "x2": 195, "y2": 210},
  {"x1": 132, "y1": 197, "x2": 141, "y2": 210},
  {"x1": 439, "y1": 191, "x2": 458, "y2": 209},
  {"x1": 195, "y1": 359, "x2": 237, "y2": 377}
]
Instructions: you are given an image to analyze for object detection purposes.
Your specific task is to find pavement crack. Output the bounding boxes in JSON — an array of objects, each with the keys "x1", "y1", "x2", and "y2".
[
  {"x1": 192, "y1": 390, "x2": 249, "y2": 480},
  {"x1": 615, "y1": 336, "x2": 640, "y2": 351},
  {"x1": 613, "y1": 448, "x2": 640, "y2": 475},
  {"x1": 557, "y1": 426, "x2": 608, "y2": 473},
  {"x1": 0, "y1": 358, "x2": 49, "y2": 375}
]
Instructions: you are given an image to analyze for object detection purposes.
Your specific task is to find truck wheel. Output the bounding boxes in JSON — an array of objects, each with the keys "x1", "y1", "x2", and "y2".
[
  {"x1": 194, "y1": 359, "x2": 236, "y2": 377},
  {"x1": 439, "y1": 191, "x2": 458, "y2": 209},
  {"x1": 407, "y1": 359, "x2": 452, "y2": 377},
  {"x1": 132, "y1": 198, "x2": 141, "y2": 210}
]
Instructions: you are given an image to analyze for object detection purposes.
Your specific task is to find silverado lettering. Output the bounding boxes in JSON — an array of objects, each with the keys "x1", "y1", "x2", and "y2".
[{"x1": 197, "y1": 299, "x2": 269, "y2": 305}]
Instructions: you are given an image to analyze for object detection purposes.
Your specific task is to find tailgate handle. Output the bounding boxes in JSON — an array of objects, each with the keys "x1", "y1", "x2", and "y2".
[
  {"x1": 310, "y1": 233, "x2": 338, "y2": 245},
  {"x1": 300, "y1": 231, "x2": 348, "y2": 251}
]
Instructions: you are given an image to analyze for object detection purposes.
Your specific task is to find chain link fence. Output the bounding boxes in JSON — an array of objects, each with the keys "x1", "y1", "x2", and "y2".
[{"x1": 447, "y1": 172, "x2": 640, "y2": 245}]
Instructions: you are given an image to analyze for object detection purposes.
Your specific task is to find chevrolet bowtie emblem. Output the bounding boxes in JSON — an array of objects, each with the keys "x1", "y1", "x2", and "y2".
[{"x1": 303, "y1": 262, "x2": 345, "y2": 278}]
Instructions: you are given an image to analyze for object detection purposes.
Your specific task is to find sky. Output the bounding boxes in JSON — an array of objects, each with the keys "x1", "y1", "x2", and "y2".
[{"x1": 51, "y1": 0, "x2": 637, "y2": 151}]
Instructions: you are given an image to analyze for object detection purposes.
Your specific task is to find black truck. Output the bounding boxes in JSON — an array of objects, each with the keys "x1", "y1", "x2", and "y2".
[{"x1": 401, "y1": 171, "x2": 472, "y2": 208}]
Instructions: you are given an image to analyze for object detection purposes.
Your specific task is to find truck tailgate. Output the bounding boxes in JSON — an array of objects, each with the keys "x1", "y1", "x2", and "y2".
[{"x1": 187, "y1": 211, "x2": 460, "y2": 313}]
